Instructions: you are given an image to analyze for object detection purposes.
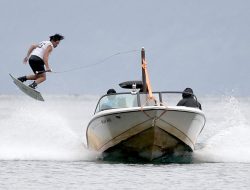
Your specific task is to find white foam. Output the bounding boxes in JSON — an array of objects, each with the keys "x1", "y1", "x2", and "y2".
[
  {"x1": 194, "y1": 96, "x2": 250, "y2": 163},
  {"x1": 1, "y1": 95, "x2": 250, "y2": 162},
  {"x1": 0, "y1": 96, "x2": 99, "y2": 161},
  {"x1": 194, "y1": 126, "x2": 250, "y2": 163}
]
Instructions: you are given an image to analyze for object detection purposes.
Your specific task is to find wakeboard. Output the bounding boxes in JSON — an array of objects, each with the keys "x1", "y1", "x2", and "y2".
[{"x1": 9, "y1": 74, "x2": 44, "y2": 101}]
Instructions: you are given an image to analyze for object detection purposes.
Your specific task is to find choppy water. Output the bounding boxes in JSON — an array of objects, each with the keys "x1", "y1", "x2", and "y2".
[{"x1": 0, "y1": 95, "x2": 250, "y2": 189}]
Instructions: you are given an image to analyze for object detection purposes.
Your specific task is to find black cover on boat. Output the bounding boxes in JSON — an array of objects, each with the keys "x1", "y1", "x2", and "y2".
[{"x1": 119, "y1": 81, "x2": 143, "y2": 89}]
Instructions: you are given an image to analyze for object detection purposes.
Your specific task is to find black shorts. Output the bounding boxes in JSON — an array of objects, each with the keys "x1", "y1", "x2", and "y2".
[{"x1": 29, "y1": 55, "x2": 45, "y2": 73}]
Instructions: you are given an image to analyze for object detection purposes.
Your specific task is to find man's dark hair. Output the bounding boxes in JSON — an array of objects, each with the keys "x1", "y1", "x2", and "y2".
[
  {"x1": 50, "y1": 34, "x2": 64, "y2": 41},
  {"x1": 182, "y1": 87, "x2": 194, "y2": 98},
  {"x1": 107, "y1": 89, "x2": 116, "y2": 94}
]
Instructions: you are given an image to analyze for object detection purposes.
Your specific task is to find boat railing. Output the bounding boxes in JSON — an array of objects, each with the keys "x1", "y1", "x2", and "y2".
[{"x1": 94, "y1": 91, "x2": 198, "y2": 114}]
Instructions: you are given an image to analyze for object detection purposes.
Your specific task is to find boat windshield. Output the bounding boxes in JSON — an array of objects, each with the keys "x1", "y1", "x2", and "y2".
[
  {"x1": 95, "y1": 92, "x2": 161, "y2": 113},
  {"x1": 96, "y1": 93, "x2": 138, "y2": 112},
  {"x1": 94, "y1": 91, "x2": 198, "y2": 113}
]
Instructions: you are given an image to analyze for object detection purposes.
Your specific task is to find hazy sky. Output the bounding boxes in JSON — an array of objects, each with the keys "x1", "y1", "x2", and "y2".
[{"x1": 1, "y1": 0, "x2": 250, "y2": 96}]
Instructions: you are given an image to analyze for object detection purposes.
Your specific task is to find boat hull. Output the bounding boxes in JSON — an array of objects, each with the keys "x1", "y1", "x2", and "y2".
[{"x1": 86, "y1": 106, "x2": 205, "y2": 161}]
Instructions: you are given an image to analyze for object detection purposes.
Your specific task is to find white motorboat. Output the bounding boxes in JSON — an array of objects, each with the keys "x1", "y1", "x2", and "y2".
[{"x1": 86, "y1": 49, "x2": 206, "y2": 161}]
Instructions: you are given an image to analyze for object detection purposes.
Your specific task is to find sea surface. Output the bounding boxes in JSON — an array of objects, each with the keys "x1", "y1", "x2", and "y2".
[{"x1": 0, "y1": 95, "x2": 250, "y2": 189}]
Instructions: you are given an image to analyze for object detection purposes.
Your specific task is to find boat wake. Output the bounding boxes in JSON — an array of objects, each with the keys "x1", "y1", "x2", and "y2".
[
  {"x1": 1, "y1": 95, "x2": 249, "y2": 163},
  {"x1": 0, "y1": 98, "x2": 99, "y2": 161},
  {"x1": 193, "y1": 96, "x2": 250, "y2": 163},
  {"x1": 193, "y1": 126, "x2": 250, "y2": 163}
]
